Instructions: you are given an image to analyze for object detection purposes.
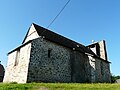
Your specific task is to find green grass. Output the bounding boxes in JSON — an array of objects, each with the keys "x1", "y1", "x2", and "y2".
[{"x1": 0, "y1": 83, "x2": 120, "y2": 90}]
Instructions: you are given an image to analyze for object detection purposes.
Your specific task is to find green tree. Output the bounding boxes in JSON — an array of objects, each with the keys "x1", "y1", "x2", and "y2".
[{"x1": 111, "y1": 75, "x2": 120, "y2": 83}]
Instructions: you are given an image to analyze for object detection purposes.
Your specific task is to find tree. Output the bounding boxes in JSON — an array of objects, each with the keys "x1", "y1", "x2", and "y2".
[{"x1": 111, "y1": 74, "x2": 120, "y2": 83}]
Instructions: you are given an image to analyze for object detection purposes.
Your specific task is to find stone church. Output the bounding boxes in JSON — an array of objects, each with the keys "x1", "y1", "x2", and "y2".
[{"x1": 3, "y1": 23, "x2": 111, "y2": 83}]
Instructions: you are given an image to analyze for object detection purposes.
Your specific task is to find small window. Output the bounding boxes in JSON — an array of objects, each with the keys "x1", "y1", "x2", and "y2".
[
  {"x1": 14, "y1": 48, "x2": 20, "y2": 66},
  {"x1": 48, "y1": 48, "x2": 52, "y2": 58}
]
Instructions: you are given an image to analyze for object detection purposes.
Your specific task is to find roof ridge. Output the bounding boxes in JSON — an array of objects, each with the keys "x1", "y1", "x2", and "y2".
[{"x1": 32, "y1": 23, "x2": 95, "y2": 56}]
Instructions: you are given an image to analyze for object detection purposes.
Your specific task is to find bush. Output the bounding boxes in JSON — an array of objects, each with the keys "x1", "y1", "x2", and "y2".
[{"x1": 111, "y1": 75, "x2": 120, "y2": 83}]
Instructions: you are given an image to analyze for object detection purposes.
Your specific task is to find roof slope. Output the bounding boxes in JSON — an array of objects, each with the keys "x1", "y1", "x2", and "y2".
[
  {"x1": 32, "y1": 23, "x2": 95, "y2": 56},
  {"x1": 8, "y1": 23, "x2": 110, "y2": 63}
]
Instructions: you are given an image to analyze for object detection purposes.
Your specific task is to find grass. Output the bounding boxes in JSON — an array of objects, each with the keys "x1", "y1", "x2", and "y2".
[{"x1": 0, "y1": 83, "x2": 120, "y2": 90}]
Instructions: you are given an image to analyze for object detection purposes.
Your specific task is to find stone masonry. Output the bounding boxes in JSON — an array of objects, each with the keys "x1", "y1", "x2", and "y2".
[
  {"x1": 3, "y1": 23, "x2": 111, "y2": 83},
  {"x1": 27, "y1": 38, "x2": 71, "y2": 82}
]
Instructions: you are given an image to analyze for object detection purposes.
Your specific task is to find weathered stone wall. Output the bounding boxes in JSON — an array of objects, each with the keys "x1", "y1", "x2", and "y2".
[
  {"x1": 27, "y1": 37, "x2": 93, "y2": 83},
  {"x1": 3, "y1": 43, "x2": 31, "y2": 83},
  {"x1": 27, "y1": 38, "x2": 72, "y2": 82},
  {"x1": 88, "y1": 56, "x2": 96, "y2": 82},
  {"x1": 95, "y1": 58, "x2": 111, "y2": 82},
  {"x1": 27, "y1": 37, "x2": 111, "y2": 83},
  {"x1": 98, "y1": 40, "x2": 108, "y2": 60},
  {"x1": 95, "y1": 58, "x2": 102, "y2": 82},
  {"x1": 71, "y1": 51, "x2": 91, "y2": 83},
  {"x1": 4, "y1": 36, "x2": 111, "y2": 83},
  {"x1": 103, "y1": 61, "x2": 111, "y2": 82},
  {"x1": 87, "y1": 56, "x2": 111, "y2": 83}
]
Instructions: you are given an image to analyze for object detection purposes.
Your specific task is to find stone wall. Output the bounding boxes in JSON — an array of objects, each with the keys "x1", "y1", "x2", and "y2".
[
  {"x1": 88, "y1": 56, "x2": 96, "y2": 82},
  {"x1": 3, "y1": 43, "x2": 31, "y2": 83},
  {"x1": 27, "y1": 38, "x2": 72, "y2": 82},
  {"x1": 87, "y1": 56, "x2": 111, "y2": 83},
  {"x1": 98, "y1": 40, "x2": 108, "y2": 60},
  {"x1": 3, "y1": 36, "x2": 111, "y2": 83},
  {"x1": 27, "y1": 37, "x2": 93, "y2": 83},
  {"x1": 95, "y1": 58, "x2": 111, "y2": 82},
  {"x1": 71, "y1": 51, "x2": 91, "y2": 83}
]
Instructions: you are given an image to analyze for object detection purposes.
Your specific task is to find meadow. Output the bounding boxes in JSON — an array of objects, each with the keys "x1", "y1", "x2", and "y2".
[{"x1": 0, "y1": 83, "x2": 120, "y2": 90}]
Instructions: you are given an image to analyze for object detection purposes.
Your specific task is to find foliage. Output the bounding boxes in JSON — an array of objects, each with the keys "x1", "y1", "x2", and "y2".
[
  {"x1": 111, "y1": 75, "x2": 120, "y2": 83},
  {"x1": 0, "y1": 83, "x2": 120, "y2": 90}
]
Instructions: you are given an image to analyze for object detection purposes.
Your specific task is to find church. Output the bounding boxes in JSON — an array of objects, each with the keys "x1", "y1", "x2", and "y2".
[{"x1": 3, "y1": 23, "x2": 111, "y2": 83}]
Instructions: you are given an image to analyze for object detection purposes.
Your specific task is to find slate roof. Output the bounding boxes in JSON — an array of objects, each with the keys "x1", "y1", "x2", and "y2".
[
  {"x1": 32, "y1": 23, "x2": 96, "y2": 56},
  {"x1": 8, "y1": 40, "x2": 32, "y2": 54},
  {"x1": 9, "y1": 23, "x2": 110, "y2": 63}
]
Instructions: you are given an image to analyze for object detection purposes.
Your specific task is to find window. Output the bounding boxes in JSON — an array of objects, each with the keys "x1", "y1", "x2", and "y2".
[
  {"x1": 48, "y1": 48, "x2": 52, "y2": 58},
  {"x1": 14, "y1": 48, "x2": 20, "y2": 66}
]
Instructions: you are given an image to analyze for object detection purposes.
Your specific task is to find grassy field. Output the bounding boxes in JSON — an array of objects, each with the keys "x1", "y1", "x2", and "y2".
[{"x1": 0, "y1": 83, "x2": 120, "y2": 90}]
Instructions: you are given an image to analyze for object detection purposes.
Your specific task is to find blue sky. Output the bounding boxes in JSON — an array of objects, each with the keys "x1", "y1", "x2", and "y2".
[{"x1": 0, "y1": 0, "x2": 120, "y2": 75}]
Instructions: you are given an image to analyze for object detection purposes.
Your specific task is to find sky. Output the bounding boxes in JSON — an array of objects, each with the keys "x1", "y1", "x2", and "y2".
[{"x1": 0, "y1": 0, "x2": 120, "y2": 75}]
